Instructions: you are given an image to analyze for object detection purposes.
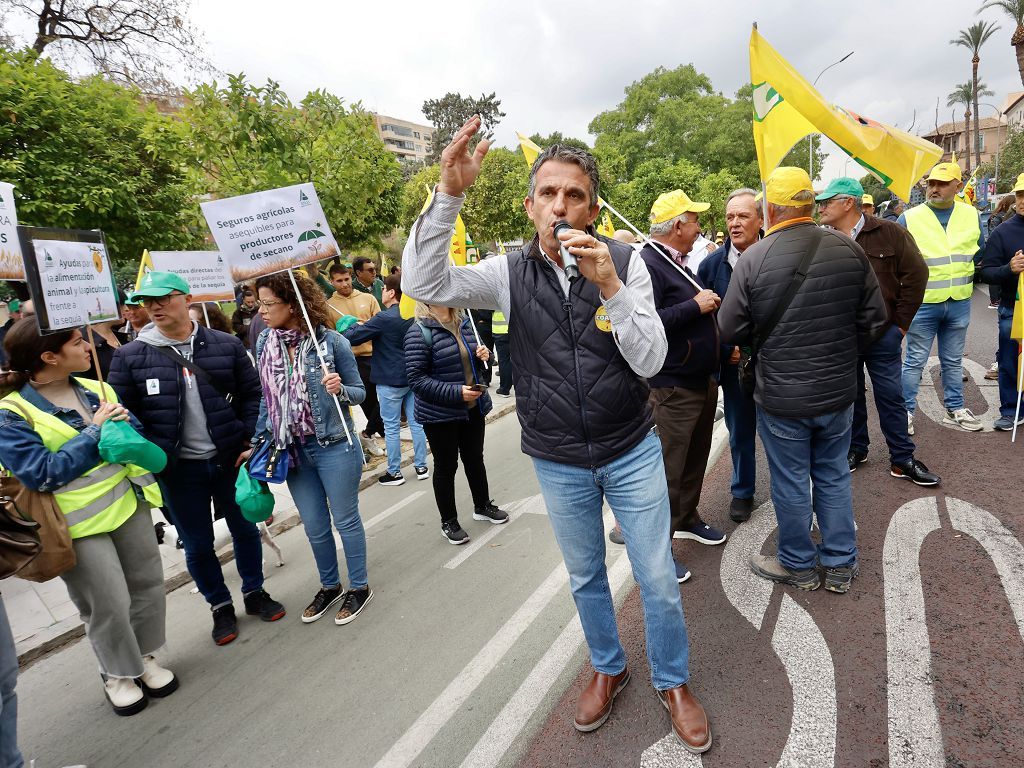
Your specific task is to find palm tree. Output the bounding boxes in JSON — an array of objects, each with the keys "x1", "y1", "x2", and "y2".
[
  {"x1": 952, "y1": 21, "x2": 1001, "y2": 168},
  {"x1": 947, "y1": 82, "x2": 976, "y2": 175},
  {"x1": 979, "y1": 0, "x2": 1024, "y2": 87}
]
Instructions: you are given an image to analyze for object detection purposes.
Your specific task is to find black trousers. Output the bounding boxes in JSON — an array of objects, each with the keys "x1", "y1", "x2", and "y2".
[
  {"x1": 422, "y1": 407, "x2": 490, "y2": 523},
  {"x1": 355, "y1": 355, "x2": 385, "y2": 437},
  {"x1": 493, "y1": 334, "x2": 513, "y2": 393}
]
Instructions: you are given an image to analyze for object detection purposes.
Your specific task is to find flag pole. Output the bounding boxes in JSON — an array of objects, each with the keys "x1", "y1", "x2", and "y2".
[{"x1": 1013, "y1": 342, "x2": 1023, "y2": 443}]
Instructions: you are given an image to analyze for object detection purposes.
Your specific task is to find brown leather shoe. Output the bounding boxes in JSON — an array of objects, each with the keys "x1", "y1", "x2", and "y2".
[
  {"x1": 657, "y1": 684, "x2": 712, "y2": 754},
  {"x1": 573, "y1": 669, "x2": 630, "y2": 732}
]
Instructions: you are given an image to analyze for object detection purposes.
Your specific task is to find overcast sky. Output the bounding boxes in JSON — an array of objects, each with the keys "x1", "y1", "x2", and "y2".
[{"x1": 14, "y1": 0, "x2": 1024, "y2": 180}]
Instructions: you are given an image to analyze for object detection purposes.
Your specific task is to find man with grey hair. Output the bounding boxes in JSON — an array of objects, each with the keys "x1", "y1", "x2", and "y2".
[
  {"x1": 718, "y1": 167, "x2": 887, "y2": 595},
  {"x1": 402, "y1": 117, "x2": 712, "y2": 754},
  {"x1": 698, "y1": 188, "x2": 763, "y2": 522}
]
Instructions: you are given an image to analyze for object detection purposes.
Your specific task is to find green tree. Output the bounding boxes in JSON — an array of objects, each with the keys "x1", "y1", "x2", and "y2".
[
  {"x1": 952, "y1": 20, "x2": 1001, "y2": 169},
  {"x1": 976, "y1": 126, "x2": 1024, "y2": 192},
  {"x1": 460, "y1": 147, "x2": 531, "y2": 245},
  {"x1": 0, "y1": 49, "x2": 202, "y2": 279},
  {"x1": 978, "y1": 0, "x2": 1024, "y2": 87},
  {"x1": 527, "y1": 132, "x2": 590, "y2": 152},
  {"x1": 180, "y1": 74, "x2": 403, "y2": 251},
  {"x1": 421, "y1": 92, "x2": 505, "y2": 164}
]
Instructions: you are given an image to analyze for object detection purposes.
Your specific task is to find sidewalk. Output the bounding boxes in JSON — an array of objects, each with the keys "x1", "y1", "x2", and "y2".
[{"x1": 8, "y1": 399, "x2": 517, "y2": 667}]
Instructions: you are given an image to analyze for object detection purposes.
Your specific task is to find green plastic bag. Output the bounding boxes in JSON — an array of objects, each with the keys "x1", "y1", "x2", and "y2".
[
  {"x1": 335, "y1": 315, "x2": 359, "y2": 333},
  {"x1": 235, "y1": 468, "x2": 274, "y2": 523},
  {"x1": 98, "y1": 420, "x2": 167, "y2": 473}
]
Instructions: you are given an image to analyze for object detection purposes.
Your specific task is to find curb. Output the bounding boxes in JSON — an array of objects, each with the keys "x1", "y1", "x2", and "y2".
[{"x1": 16, "y1": 400, "x2": 519, "y2": 668}]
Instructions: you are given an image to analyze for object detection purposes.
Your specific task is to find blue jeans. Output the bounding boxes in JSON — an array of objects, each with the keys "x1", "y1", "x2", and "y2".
[
  {"x1": 286, "y1": 439, "x2": 367, "y2": 590},
  {"x1": 757, "y1": 405, "x2": 857, "y2": 571},
  {"x1": 0, "y1": 599, "x2": 23, "y2": 768},
  {"x1": 376, "y1": 384, "x2": 428, "y2": 476},
  {"x1": 997, "y1": 307, "x2": 1020, "y2": 418},
  {"x1": 902, "y1": 298, "x2": 972, "y2": 413},
  {"x1": 531, "y1": 430, "x2": 689, "y2": 690},
  {"x1": 159, "y1": 459, "x2": 264, "y2": 608},
  {"x1": 720, "y1": 362, "x2": 757, "y2": 499},
  {"x1": 851, "y1": 324, "x2": 916, "y2": 464}
]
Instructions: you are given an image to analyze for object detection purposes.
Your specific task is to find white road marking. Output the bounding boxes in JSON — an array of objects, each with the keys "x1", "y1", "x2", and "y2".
[
  {"x1": 916, "y1": 356, "x2": 1000, "y2": 431},
  {"x1": 884, "y1": 496, "x2": 945, "y2": 768},
  {"x1": 457, "y1": 546, "x2": 633, "y2": 768},
  {"x1": 443, "y1": 494, "x2": 545, "y2": 570},
  {"x1": 362, "y1": 491, "x2": 427, "y2": 533},
  {"x1": 719, "y1": 500, "x2": 777, "y2": 630},
  {"x1": 640, "y1": 734, "x2": 704, "y2": 767}
]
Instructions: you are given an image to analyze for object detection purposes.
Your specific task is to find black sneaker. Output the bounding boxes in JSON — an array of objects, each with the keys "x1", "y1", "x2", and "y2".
[
  {"x1": 378, "y1": 471, "x2": 405, "y2": 487},
  {"x1": 335, "y1": 586, "x2": 373, "y2": 625},
  {"x1": 824, "y1": 563, "x2": 860, "y2": 594},
  {"x1": 473, "y1": 501, "x2": 509, "y2": 525},
  {"x1": 847, "y1": 450, "x2": 867, "y2": 472},
  {"x1": 415, "y1": 466, "x2": 430, "y2": 481},
  {"x1": 301, "y1": 585, "x2": 344, "y2": 624},
  {"x1": 243, "y1": 589, "x2": 286, "y2": 622},
  {"x1": 441, "y1": 520, "x2": 470, "y2": 545},
  {"x1": 890, "y1": 458, "x2": 940, "y2": 487},
  {"x1": 211, "y1": 604, "x2": 238, "y2": 646},
  {"x1": 729, "y1": 496, "x2": 753, "y2": 523}
]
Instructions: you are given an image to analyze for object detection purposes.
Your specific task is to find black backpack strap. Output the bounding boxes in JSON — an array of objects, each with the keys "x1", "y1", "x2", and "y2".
[
  {"x1": 148, "y1": 344, "x2": 234, "y2": 403},
  {"x1": 751, "y1": 227, "x2": 827, "y2": 354}
]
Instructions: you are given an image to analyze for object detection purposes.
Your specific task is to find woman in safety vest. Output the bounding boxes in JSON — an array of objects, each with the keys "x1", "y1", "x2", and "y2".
[{"x1": 0, "y1": 319, "x2": 176, "y2": 716}]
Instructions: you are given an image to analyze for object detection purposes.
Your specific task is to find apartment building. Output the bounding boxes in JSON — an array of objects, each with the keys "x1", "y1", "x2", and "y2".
[
  {"x1": 920, "y1": 116, "x2": 1006, "y2": 170},
  {"x1": 373, "y1": 114, "x2": 434, "y2": 163}
]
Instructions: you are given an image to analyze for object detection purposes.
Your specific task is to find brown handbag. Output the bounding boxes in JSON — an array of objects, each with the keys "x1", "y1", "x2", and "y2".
[
  {"x1": 0, "y1": 401, "x2": 76, "y2": 582},
  {"x1": 0, "y1": 480, "x2": 42, "y2": 579}
]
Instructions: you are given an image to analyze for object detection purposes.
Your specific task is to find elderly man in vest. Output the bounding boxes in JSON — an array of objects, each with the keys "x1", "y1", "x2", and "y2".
[
  {"x1": 898, "y1": 162, "x2": 986, "y2": 433},
  {"x1": 640, "y1": 190, "x2": 727, "y2": 585},
  {"x1": 401, "y1": 117, "x2": 711, "y2": 755}
]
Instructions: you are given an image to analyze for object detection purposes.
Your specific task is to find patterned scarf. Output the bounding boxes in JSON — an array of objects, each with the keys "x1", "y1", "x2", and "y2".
[{"x1": 258, "y1": 328, "x2": 315, "y2": 458}]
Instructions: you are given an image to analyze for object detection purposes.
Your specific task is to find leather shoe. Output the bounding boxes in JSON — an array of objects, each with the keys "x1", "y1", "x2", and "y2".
[
  {"x1": 729, "y1": 496, "x2": 753, "y2": 523},
  {"x1": 657, "y1": 684, "x2": 712, "y2": 754},
  {"x1": 574, "y1": 668, "x2": 630, "y2": 732}
]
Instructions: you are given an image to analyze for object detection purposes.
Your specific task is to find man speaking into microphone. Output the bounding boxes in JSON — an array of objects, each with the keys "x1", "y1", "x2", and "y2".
[{"x1": 401, "y1": 117, "x2": 712, "y2": 755}]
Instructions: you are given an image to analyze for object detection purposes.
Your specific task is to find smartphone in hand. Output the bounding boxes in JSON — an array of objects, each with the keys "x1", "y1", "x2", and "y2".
[{"x1": 469, "y1": 383, "x2": 489, "y2": 392}]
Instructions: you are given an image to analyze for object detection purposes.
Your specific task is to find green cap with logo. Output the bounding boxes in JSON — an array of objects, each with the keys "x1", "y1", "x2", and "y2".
[
  {"x1": 7, "y1": 299, "x2": 20, "y2": 313},
  {"x1": 133, "y1": 271, "x2": 190, "y2": 298},
  {"x1": 814, "y1": 177, "x2": 865, "y2": 202}
]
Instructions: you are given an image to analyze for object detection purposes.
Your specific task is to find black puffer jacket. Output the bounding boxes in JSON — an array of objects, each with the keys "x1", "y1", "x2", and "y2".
[
  {"x1": 108, "y1": 325, "x2": 262, "y2": 466},
  {"x1": 718, "y1": 220, "x2": 888, "y2": 417}
]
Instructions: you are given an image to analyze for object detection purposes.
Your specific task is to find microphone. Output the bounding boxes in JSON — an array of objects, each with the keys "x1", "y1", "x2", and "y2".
[{"x1": 552, "y1": 220, "x2": 581, "y2": 282}]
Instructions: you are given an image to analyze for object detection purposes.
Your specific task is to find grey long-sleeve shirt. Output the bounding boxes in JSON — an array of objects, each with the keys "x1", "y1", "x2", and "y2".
[{"x1": 400, "y1": 189, "x2": 667, "y2": 379}]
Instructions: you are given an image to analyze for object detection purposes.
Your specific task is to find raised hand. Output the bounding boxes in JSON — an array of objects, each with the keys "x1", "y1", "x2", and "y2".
[{"x1": 438, "y1": 116, "x2": 491, "y2": 198}]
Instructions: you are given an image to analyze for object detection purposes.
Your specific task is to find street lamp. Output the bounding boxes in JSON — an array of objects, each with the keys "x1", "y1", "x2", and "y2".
[
  {"x1": 809, "y1": 51, "x2": 855, "y2": 180},
  {"x1": 978, "y1": 102, "x2": 1004, "y2": 194}
]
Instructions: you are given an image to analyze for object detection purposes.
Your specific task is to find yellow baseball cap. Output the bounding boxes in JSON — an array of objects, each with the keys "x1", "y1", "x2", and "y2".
[
  {"x1": 926, "y1": 162, "x2": 962, "y2": 183},
  {"x1": 650, "y1": 190, "x2": 710, "y2": 224},
  {"x1": 862, "y1": 194, "x2": 874, "y2": 205},
  {"x1": 1011, "y1": 173, "x2": 1024, "y2": 193},
  {"x1": 760, "y1": 167, "x2": 815, "y2": 206}
]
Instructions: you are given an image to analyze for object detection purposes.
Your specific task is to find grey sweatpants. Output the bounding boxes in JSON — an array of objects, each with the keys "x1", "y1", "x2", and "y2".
[{"x1": 61, "y1": 504, "x2": 166, "y2": 678}]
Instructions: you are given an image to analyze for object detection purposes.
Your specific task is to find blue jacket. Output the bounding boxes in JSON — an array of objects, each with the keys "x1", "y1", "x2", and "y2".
[
  {"x1": 699, "y1": 238, "x2": 744, "y2": 367},
  {"x1": 108, "y1": 325, "x2": 262, "y2": 467},
  {"x1": 253, "y1": 325, "x2": 365, "y2": 446},
  {"x1": 404, "y1": 316, "x2": 492, "y2": 424},
  {"x1": 0, "y1": 380, "x2": 145, "y2": 492},
  {"x1": 979, "y1": 213, "x2": 1024, "y2": 312},
  {"x1": 342, "y1": 305, "x2": 413, "y2": 387}
]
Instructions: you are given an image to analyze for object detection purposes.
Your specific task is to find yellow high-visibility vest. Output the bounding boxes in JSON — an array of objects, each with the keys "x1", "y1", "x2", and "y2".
[
  {"x1": 0, "y1": 378, "x2": 163, "y2": 539},
  {"x1": 904, "y1": 201, "x2": 980, "y2": 303},
  {"x1": 492, "y1": 311, "x2": 509, "y2": 336}
]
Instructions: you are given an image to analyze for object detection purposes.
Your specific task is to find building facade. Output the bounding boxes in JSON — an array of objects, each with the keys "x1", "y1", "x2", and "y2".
[
  {"x1": 373, "y1": 114, "x2": 434, "y2": 164},
  {"x1": 921, "y1": 116, "x2": 1006, "y2": 171}
]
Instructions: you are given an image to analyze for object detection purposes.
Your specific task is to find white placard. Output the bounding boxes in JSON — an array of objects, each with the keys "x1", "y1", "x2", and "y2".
[
  {"x1": 0, "y1": 183, "x2": 24, "y2": 280},
  {"x1": 32, "y1": 239, "x2": 117, "y2": 329},
  {"x1": 200, "y1": 183, "x2": 340, "y2": 283},
  {"x1": 148, "y1": 251, "x2": 234, "y2": 302}
]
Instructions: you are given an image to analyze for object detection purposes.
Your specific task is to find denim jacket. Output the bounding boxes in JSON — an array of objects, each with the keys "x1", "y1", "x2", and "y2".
[
  {"x1": 253, "y1": 326, "x2": 366, "y2": 447},
  {"x1": 0, "y1": 380, "x2": 145, "y2": 492}
]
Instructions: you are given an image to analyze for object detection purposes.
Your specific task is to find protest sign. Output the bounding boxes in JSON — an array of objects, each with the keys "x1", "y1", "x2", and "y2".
[
  {"x1": 0, "y1": 183, "x2": 25, "y2": 280},
  {"x1": 18, "y1": 227, "x2": 118, "y2": 332},
  {"x1": 200, "y1": 183, "x2": 340, "y2": 283},
  {"x1": 143, "y1": 250, "x2": 234, "y2": 302}
]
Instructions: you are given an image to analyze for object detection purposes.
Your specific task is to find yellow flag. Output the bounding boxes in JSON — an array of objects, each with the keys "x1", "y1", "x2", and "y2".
[
  {"x1": 517, "y1": 132, "x2": 543, "y2": 167},
  {"x1": 1012, "y1": 272, "x2": 1023, "y2": 341},
  {"x1": 749, "y1": 26, "x2": 941, "y2": 200},
  {"x1": 135, "y1": 249, "x2": 154, "y2": 292},
  {"x1": 597, "y1": 210, "x2": 615, "y2": 238}
]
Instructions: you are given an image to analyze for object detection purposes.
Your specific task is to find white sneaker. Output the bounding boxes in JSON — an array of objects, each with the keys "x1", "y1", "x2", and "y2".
[
  {"x1": 360, "y1": 433, "x2": 384, "y2": 456},
  {"x1": 907, "y1": 411, "x2": 915, "y2": 436},
  {"x1": 139, "y1": 655, "x2": 178, "y2": 697},
  {"x1": 943, "y1": 408, "x2": 983, "y2": 432},
  {"x1": 104, "y1": 677, "x2": 147, "y2": 716}
]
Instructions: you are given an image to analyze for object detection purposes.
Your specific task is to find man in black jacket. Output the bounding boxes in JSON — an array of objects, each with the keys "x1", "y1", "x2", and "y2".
[
  {"x1": 641, "y1": 190, "x2": 726, "y2": 585},
  {"x1": 109, "y1": 271, "x2": 285, "y2": 646},
  {"x1": 718, "y1": 168, "x2": 887, "y2": 595}
]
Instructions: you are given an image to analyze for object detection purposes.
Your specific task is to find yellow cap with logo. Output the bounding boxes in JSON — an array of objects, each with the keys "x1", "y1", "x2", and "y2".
[
  {"x1": 649, "y1": 189, "x2": 710, "y2": 224},
  {"x1": 862, "y1": 194, "x2": 874, "y2": 205},
  {"x1": 926, "y1": 162, "x2": 962, "y2": 183},
  {"x1": 1011, "y1": 173, "x2": 1024, "y2": 193},
  {"x1": 758, "y1": 167, "x2": 815, "y2": 206}
]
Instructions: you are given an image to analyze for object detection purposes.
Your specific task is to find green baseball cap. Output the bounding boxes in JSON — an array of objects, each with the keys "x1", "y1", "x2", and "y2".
[
  {"x1": 133, "y1": 270, "x2": 190, "y2": 298},
  {"x1": 815, "y1": 177, "x2": 865, "y2": 202},
  {"x1": 7, "y1": 299, "x2": 20, "y2": 313}
]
